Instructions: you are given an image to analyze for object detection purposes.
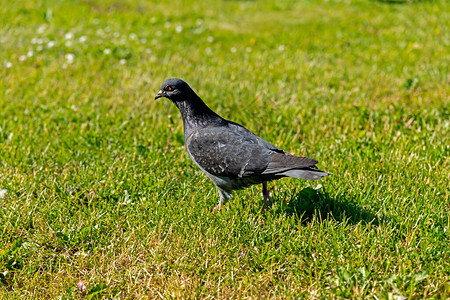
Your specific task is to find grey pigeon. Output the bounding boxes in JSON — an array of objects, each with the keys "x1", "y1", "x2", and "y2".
[{"x1": 155, "y1": 78, "x2": 329, "y2": 210}]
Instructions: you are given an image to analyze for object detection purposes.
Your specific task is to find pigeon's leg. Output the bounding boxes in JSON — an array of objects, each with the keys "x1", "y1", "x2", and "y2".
[{"x1": 262, "y1": 182, "x2": 274, "y2": 210}]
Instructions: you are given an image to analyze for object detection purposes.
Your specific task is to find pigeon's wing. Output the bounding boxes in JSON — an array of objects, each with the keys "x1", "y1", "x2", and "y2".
[
  {"x1": 186, "y1": 125, "x2": 272, "y2": 178},
  {"x1": 223, "y1": 122, "x2": 321, "y2": 174}
]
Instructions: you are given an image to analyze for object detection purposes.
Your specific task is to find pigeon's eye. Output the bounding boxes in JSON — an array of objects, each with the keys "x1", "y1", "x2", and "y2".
[{"x1": 166, "y1": 86, "x2": 173, "y2": 91}]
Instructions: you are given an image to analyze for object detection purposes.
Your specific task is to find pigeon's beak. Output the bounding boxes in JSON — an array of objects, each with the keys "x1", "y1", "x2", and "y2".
[{"x1": 155, "y1": 90, "x2": 165, "y2": 100}]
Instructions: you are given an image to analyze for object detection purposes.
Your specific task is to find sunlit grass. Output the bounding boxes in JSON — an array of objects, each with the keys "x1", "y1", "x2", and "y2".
[{"x1": 0, "y1": 0, "x2": 449, "y2": 298}]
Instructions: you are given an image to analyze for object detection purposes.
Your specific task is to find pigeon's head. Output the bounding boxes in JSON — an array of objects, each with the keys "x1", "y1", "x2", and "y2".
[{"x1": 155, "y1": 78, "x2": 194, "y2": 102}]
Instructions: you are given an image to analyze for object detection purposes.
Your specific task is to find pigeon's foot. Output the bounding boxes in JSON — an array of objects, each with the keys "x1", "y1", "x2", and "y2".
[
  {"x1": 213, "y1": 203, "x2": 222, "y2": 213},
  {"x1": 262, "y1": 182, "x2": 274, "y2": 211},
  {"x1": 262, "y1": 195, "x2": 274, "y2": 211}
]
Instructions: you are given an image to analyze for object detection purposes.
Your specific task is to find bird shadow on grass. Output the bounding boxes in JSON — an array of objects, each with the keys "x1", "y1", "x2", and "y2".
[{"x1": 272, "y1": 186, "x2": 382, "y2": 226}]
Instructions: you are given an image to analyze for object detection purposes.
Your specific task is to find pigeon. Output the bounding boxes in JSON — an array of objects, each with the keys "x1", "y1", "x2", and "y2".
[{"x1": 155, "y1": 78, "x2": 329, "y2": 210}]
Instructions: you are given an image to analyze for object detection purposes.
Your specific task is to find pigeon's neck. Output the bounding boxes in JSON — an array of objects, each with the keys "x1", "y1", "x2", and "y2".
[{"x1": 174, "y1": 95, "x2": 223, "y2": 130}]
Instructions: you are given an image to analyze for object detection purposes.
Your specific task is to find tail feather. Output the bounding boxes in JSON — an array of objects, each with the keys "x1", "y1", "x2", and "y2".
[
  {"x1": 263, "y1": 152, "x2": 318, "y2": 174},
  {"x1": 279, "y1": 168, "x2": 330, "y2": 180},
  {"x1": 263, "y1": 152, "x2": 329, "y2": 180}
]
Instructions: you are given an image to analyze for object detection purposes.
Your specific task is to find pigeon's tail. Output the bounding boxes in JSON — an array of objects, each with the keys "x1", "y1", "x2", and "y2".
[
  {"x1": 263, "y1": 152, "x2": 330, "y2": 180},
  {"x1": 278, "y1": 168, "x2": 330, "y2": 180}
]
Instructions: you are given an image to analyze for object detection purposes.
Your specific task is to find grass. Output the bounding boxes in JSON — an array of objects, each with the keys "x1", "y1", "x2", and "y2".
[{"x1": 0, "y1": 0, "x2": 449, "y2": 298}]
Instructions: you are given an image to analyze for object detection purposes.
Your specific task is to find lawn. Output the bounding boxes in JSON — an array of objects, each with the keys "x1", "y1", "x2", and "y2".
[{"x1": 0, "y1": 0, "x2": 449, "y2": 298}]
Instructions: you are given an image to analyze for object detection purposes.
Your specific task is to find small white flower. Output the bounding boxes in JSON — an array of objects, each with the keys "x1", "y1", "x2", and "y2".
[
  {"x1": 150, "y1": 17, "x2": 157, "y2": 24},
  {"x1": 205, "y1": 47, "x2": 212, "y2": 55},
  {"x1": 77, "y1": 281, "x2": 86, "y2": 293},
  {"x1": 31, "y1": 38, "x2": 38, "y2": 44},
  {"x1": 36, "y1": 38, "x2": 44, "y2": 44},
  {"x1": 155, "y1": 31, "x2": 162, "y2": 37},
  {"x1": 113, "y1": 32, "x2": 120, "y2": 38},
  {"x1": 103, "y1": 48, "x2": 111, "y2": 55},
  {"x1": 246, "y1": 46, "x2": 252, "y2": 52},
  {"x1": 5, "y1": 61, "x2": 12, "y2": 68},
  {"x1": 37, "y1": 24, "x2": 47, "y2": 34},
  {"x1": 19, "y1": 55, "x2": 26, "y2": 62},
  {"x1": 207, "y1": 36, "x2": 214, "y2": 43},
  {"x1": 0, "y1": 189, "x2": 8, "y2": 199},
  {"x1": 119, "y1": 59, "x2": 126, "y2": 65},
  {"x1": 96, "y1": 29, "x2": 104, "y2": 36},
  {"x1": 164, "y1": 22, "x2": 171, "y2": 28},
  {"x1": 62, "y1": 63, "x2": 67, "y2": 69},
  {"x1": 27, "y1": 50, "x2": 34, "y2": 57},
  {"x1": 196, "y1": 19, "x2": 203, "y2": 26},
  {"x1": 175, "y1": 25, "x2": 183, "y2": 33},
  {"x1": 145, "y1": 48, "x2": 152, "y2": 54},
  {"x1": 278, "y1": 45, "x2": 286, "y2": 51},
  {"x1": 140, "y1": 38, "x2": 147, "y2": 44},
  {"x1": 105, "y1": 26, "x2": 111, "y2": 32},
  {"x1": 129, "y1": 33, "x2": 137, "y2": 40},
  {"x1": 65, "y1": 32, "x2": 73, "y2": 40},
  {"x1": 230, "y1": 47, "x2": 237, "y2": 53},
  {"x1": 36, "y1": 45, "x2": 43, "y2": 51},
  {"x1": 65, "y1": 53, "x2": 75, "y2": 63},
  {"x1": 65, "y1": 41, "x2": 73, "y2": 47},
  {"x1": 93, "y1": 18, "x2": 100, "y2": 24},
  {"x1": 47, "y1": 41, "x2": 55, "y2": 48},
  {"x1": 79, "y1": 36, "x2": 87, "y2": 43}
]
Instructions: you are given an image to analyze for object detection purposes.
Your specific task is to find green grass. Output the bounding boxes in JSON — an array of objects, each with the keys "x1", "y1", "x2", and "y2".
[{"x1": 1, "y1": 0, "x2": 449, "y2": 298}]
